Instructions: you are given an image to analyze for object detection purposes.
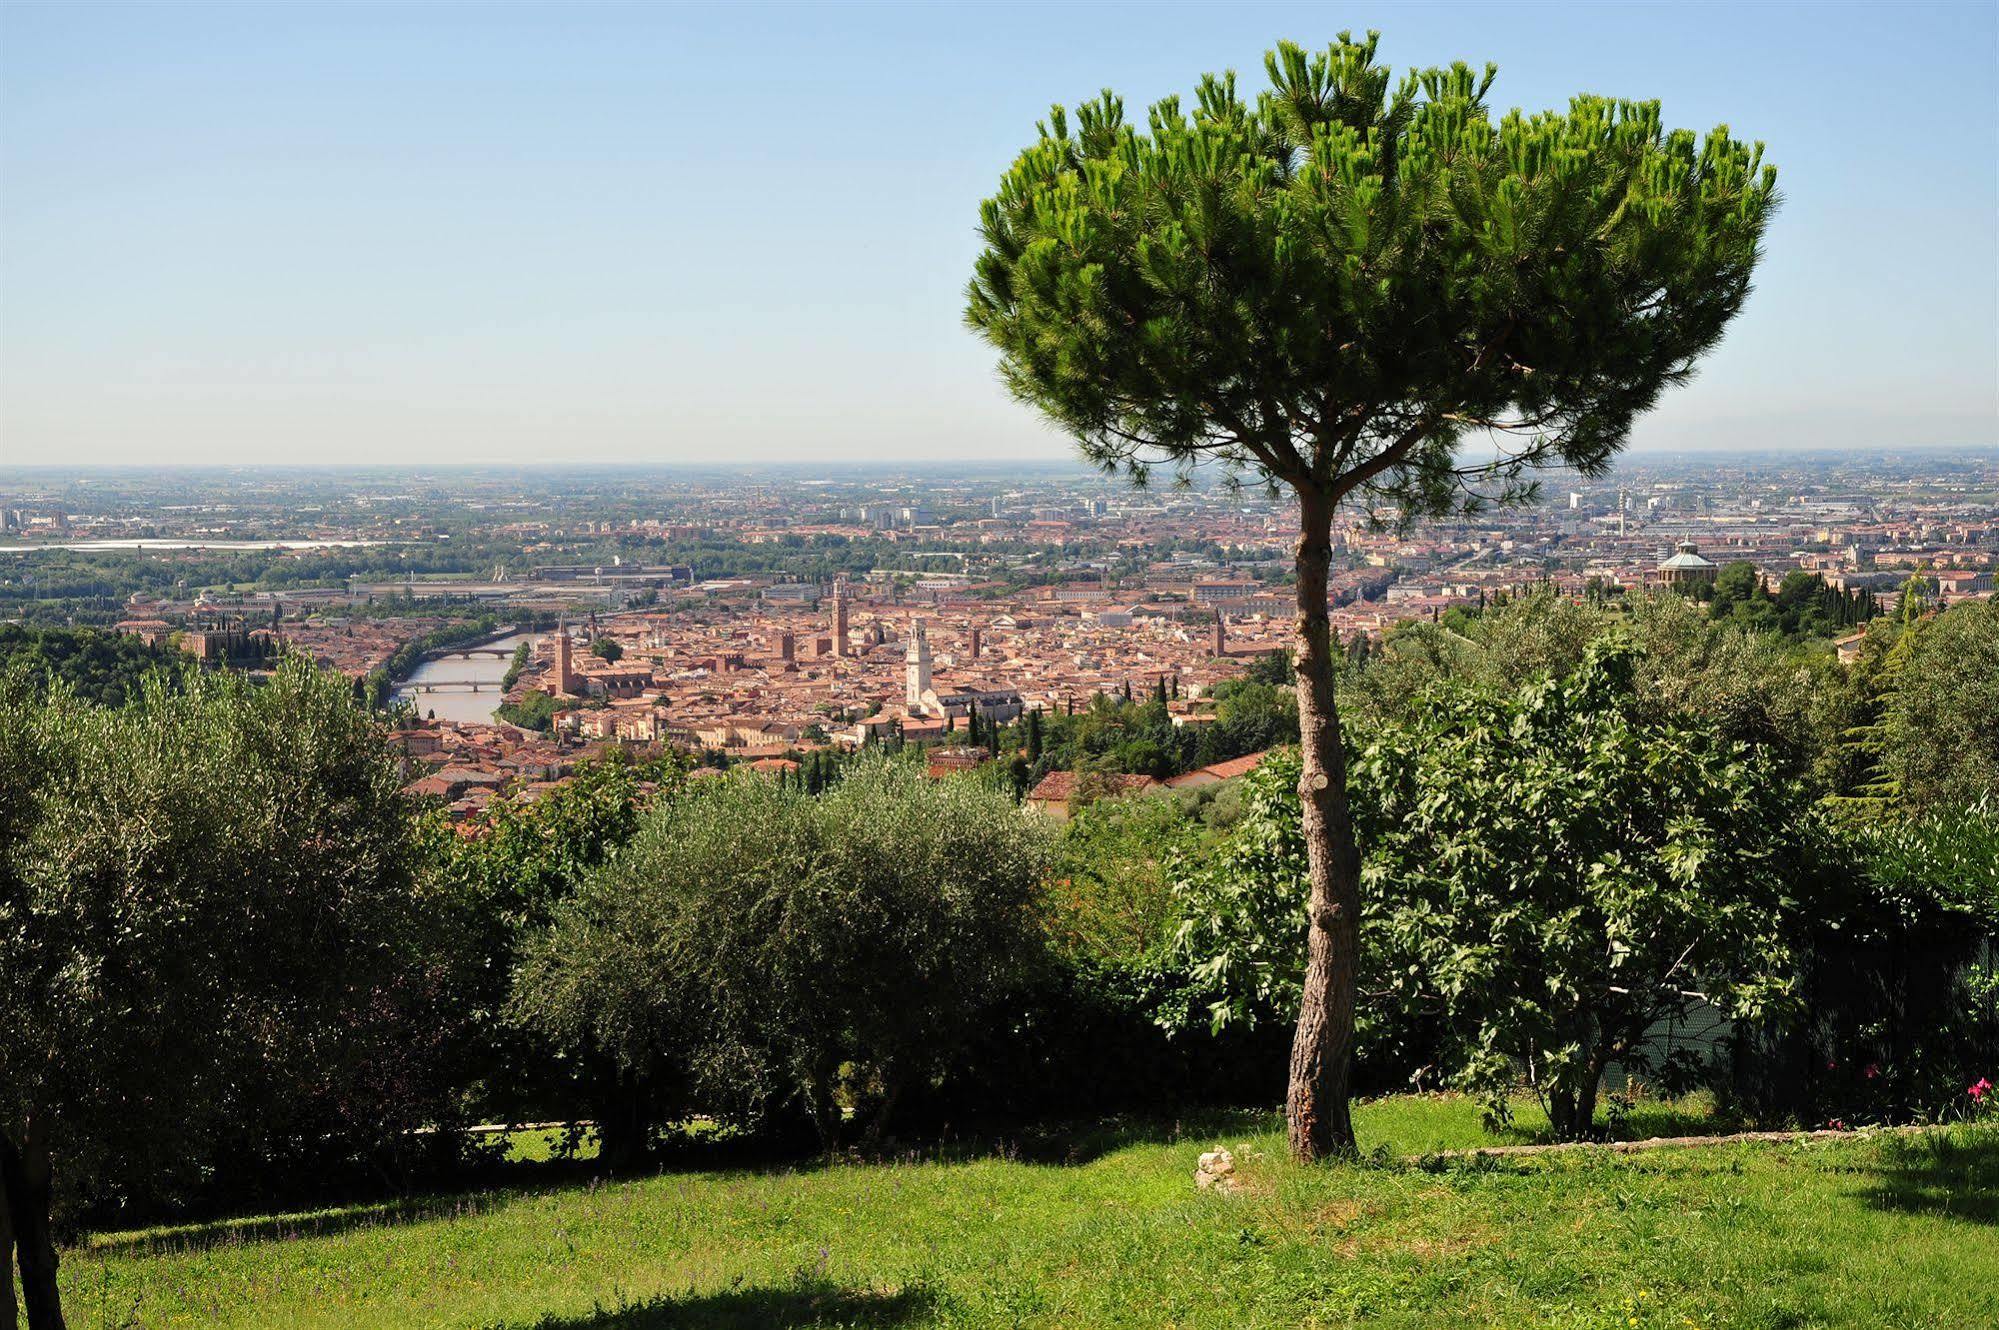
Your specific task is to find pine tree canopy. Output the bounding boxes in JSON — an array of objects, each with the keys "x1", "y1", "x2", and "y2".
[{"x1": 965, "y1": 32, "x2": 1778, "y2": 518}]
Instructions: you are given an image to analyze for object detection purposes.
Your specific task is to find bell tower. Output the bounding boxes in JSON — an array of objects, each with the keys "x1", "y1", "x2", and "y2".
[
  {"x1": 905, "y1": 619, "x2": 933, "y2": 711},
  {"x1": 549, "y1": 620, "x2": 576, "y2": 697}
]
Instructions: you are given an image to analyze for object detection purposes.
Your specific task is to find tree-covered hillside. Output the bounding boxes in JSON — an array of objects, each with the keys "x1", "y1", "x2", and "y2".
[{"x1": 0, "y1": 624, "x2": 185, "y2": 707}]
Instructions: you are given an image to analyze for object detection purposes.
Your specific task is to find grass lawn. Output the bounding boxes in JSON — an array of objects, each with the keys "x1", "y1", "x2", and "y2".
[{"x1": 57, "y1": 1096, "x2": 1996, "y2": 1330}]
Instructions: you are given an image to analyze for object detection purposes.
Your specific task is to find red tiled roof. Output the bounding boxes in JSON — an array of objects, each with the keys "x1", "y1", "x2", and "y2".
[
  {"x1": 1201, "y1": 751, "x2": 1268, "y2": 781},
  {"x1": 1162, "y1": 750, "x2": 1271, "y2": 789},
  {"x1": 1027, "y1": 771, "x2": 1161, "y2": 803}
]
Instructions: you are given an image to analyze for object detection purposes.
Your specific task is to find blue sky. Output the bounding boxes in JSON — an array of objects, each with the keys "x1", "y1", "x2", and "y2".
[{"x1": 2, "y1": 1, "x2": 1994, "y2": 466}]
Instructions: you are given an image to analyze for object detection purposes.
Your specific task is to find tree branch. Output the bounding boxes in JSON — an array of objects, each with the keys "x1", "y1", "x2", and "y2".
[{"x1": 1328, "y1": 416, "x2": 1438, "y2": 505}]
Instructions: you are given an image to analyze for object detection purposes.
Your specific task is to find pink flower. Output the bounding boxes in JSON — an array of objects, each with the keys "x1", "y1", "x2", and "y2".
[
  {"x1": 1970, "y1": 1078, "x2": 1993, "y2": 1102},
  {"x1": 1826, "y1": 1059, "x2": 1838, "y2": 1071},
  {"x1": 1863, "y1": 1063, "x2": 1880, "y2": 1080}
]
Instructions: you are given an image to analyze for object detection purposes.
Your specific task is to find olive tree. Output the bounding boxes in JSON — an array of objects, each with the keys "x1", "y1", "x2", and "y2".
[
  {"x1": 510, "y1": 756, "x2": 1051, "y2": 1151},
  {"x1": 967, "y1": 32, "x2": 1776, "y2": 1157},
  {"x1": 0, "y1": 662, "x2": 452, "y2": 1330},
  {"x1": 421, "y1": 752, "x2": 680, "y2": 1166}
]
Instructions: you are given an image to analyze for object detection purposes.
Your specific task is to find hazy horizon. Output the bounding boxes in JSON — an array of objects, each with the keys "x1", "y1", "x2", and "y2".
[
  {"x1": 4, "y1": 1, "x2": 1995, "y2": 467},
  {"x1": 6, "y1": 440, "x2": 1996, "y2": 486}
]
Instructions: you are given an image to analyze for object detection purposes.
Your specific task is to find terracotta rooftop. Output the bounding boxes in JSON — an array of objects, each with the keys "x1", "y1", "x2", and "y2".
[{"x1": 1026, "y1": 770, "x2": 1162, "y2": 803}]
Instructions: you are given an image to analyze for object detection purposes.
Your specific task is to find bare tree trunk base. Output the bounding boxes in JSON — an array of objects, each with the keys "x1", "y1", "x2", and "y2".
[{"x1": 1, "y1": 1124, "x2": 63, "y2": 1330}]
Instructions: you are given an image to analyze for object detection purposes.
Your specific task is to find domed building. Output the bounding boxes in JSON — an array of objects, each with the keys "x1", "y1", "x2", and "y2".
[{"x1": 1657, "y1": 540, "x2": 1719, "y2": 588}]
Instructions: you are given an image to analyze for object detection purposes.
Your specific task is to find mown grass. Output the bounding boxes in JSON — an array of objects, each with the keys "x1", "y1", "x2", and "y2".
[
  {"x1": 499, "y1": 1125, "x2": 600, "y2": 1165},
  {"x1": 56, "y1": 1096, "x2": 1996, "y2": 1330}
]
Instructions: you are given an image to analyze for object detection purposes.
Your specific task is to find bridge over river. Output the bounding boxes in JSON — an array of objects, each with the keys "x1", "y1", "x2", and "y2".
[
  {"x1": 423, "y1": 644, "x2": 519, "y2": 660},
  {"x1": 393, "y1": 630, "x2": 536, "y2": 723}
]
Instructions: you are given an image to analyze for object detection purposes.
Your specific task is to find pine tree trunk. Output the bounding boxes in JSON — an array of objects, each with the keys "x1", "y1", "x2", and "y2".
[
  {"x1": 1285, "y1": 487, "x2": 1363, "y2": 1162},
  {"x1": 1, "y1": 1119, "x2": 63, "y2": 1330}
]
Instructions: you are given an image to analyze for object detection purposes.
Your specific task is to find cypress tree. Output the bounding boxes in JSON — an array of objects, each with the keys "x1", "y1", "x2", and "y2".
[{"x1": 1831, "y1": 580, "x2": 1925, "y2": 812}]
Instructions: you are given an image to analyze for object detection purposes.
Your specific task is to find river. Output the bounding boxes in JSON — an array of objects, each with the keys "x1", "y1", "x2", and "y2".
[{"x1": 392, "y1": 632, "x2": 535, "y2": 726}]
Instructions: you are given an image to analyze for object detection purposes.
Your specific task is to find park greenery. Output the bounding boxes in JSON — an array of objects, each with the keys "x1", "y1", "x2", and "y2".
[
  {"x1": 1002, "y1": 664, "x2": 1296, "y2": 782},
  {"x1": 1699, "y1": 561, "x2": 1879, "y2": 637},
  {"x1": 495, "y1": 688, "x2": 562, "y2": 731}
]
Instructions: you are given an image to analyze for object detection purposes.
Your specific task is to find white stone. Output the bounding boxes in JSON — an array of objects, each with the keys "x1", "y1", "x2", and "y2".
[{"x1": 1194, "y1": 1148, "x2": 1237, "y2": 1192}]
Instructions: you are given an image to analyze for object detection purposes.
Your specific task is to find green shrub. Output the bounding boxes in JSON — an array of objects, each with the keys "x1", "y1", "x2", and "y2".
[
  {"x1": 1730, "y1": 807, "x2": 1999, "y2": 1125},
  {"x1": 1042, "y1": 793, "x2": 1208, "y2": 967},
  {"x1": 1345, "y1": 588, "x2": 1852, "y2": 792}
]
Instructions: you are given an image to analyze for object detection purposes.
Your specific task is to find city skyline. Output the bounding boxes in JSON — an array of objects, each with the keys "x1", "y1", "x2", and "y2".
[{"x1": 3, "y1": 0, "x2": 1996, "y2": 466}]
